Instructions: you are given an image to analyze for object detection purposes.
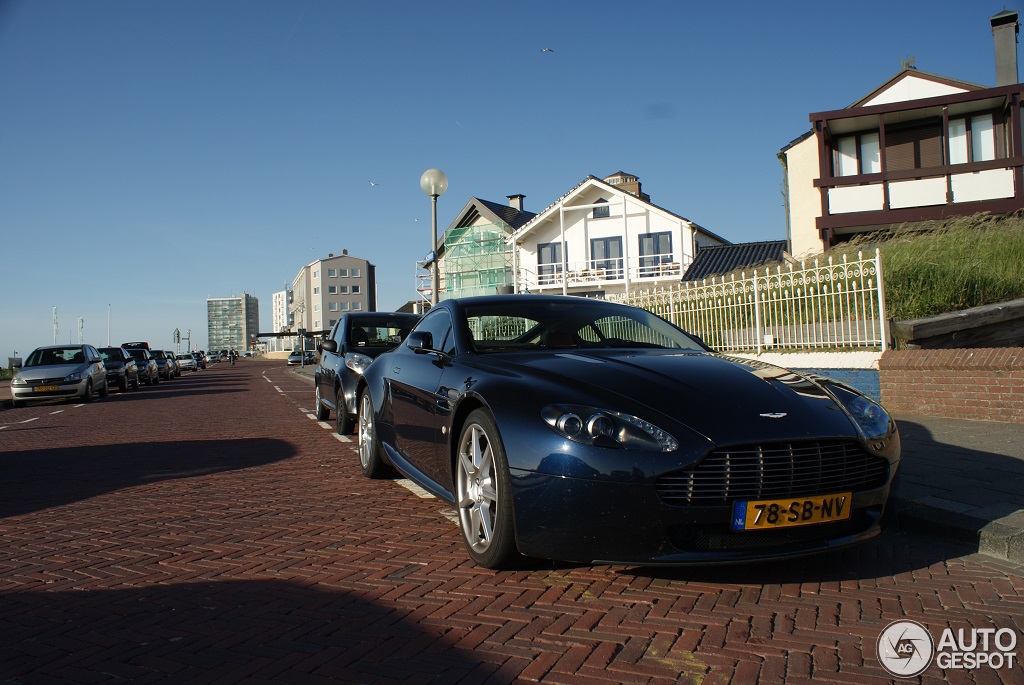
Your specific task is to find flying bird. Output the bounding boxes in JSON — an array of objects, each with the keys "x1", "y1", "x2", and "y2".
[
  {"x1": 368, "y1": 181, "x2": 379, "y2": 186},
  {"x1": 541, "y1": 47, "x2": 554, "y2": 52}
]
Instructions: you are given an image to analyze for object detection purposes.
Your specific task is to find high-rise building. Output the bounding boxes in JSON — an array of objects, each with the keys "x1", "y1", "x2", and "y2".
[
  {"x1": 207, "y1": 293, "x2": 260, "y2": 353},
  {"x1": 291, "y1": 251, "x2": 376, "y2": 333},
  {"x1": 269, "y1": 288, "x2": 295, "y2": 353}
]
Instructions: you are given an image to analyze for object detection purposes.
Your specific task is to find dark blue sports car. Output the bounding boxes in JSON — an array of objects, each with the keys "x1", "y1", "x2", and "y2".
[{"x1": 357, "y1": 295, "x2": 900, "y2": 569}]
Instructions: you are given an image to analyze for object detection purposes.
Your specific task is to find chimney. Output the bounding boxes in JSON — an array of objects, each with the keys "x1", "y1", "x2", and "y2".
[
  {"x1": 342, "y1": 249, "x2": 348, "y2": 255},
  {"x1": 992, "y1": 10, "x2": 1019, "y2": 86},
  {"x1": 328, "y1": 253, "x2": 333, "y2": 258},
  {"x1": 507, "y1": 194, "x2": 525, "y2": 211}
]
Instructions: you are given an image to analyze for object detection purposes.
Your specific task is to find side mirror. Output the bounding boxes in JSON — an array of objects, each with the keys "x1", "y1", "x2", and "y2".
[
  {"x1": 322, "y1": 339, "x2": 337, "y2": 353},
  {"x1": 407, "y1": 331, "x2": 433, "y2": 353}
]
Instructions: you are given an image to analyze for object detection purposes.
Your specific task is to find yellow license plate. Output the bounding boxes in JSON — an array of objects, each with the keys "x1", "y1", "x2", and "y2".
[
  {"x1": 731, "y1": 492, "x2": 852, "y2": 531},
  {"x1": 34, "y1": 385, "x2": 59, "y2": 393}
]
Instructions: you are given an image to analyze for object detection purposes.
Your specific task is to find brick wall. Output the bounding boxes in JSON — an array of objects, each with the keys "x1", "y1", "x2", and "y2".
[{"x1": 879, "y1": 348, "x2": 1024, "y2": 422}]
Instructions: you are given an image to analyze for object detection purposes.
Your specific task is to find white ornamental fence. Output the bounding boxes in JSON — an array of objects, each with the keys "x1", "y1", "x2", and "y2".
[{"x1": 606, "y1": 250, "x2": 888, "y2": 354}]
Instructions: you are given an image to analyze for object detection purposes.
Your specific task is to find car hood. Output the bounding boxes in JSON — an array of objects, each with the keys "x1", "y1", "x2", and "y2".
[
  {"x1": 477, "y1": 350, "x2": 861, "y2": 446},
  {"x1": 15, "y1": 363, "x2": 90, "y2": 381}
]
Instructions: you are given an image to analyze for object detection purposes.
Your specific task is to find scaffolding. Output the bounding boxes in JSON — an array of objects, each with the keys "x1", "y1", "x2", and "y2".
[{"x1": 442, "y1": 222, "x2": 513, "y2": 299}]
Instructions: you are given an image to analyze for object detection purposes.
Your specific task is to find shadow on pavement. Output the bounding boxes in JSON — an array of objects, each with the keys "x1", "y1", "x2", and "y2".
[
  {"x1": 0, "y1": 579, "x2": 486, "y2": 683},
  {"x1": 0, "y1": 438, "x2": 295, "y2": 518}
]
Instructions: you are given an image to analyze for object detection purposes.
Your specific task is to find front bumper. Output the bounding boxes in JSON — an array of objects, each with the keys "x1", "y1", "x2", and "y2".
[
  {"x1": 11, "y1": 378, "x2": 89, "y2": 402},
  {"x1": 508, "y1": 468, "x2": 893, "y2": 566}
]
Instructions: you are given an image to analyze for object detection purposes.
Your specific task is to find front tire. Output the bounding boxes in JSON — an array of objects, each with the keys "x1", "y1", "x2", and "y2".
[
  {"x1": 357, "y1": 389, "x2": 390, "y2": 478},
  {"x1": 336, "y1": 387, "x2": 355, "y2": 435},
  {"x1": 82, "y1": 380, "x2": 93, "y2": 403},
  {"x1": 456, "y1": 409, "x2": 518, "y2": 569},
  {"x1": 315, "y1": 383, "x2": 329, "y2": 420},
  {"x1": 99, "y1": 379, "x2": 109, "y2": 398},
  {"x1": 119, "y1": 375, "x2": 129, "y2": 392}
]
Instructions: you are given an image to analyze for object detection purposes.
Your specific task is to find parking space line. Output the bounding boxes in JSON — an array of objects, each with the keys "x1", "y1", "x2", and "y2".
[
  {"x1": 396, "y1": 479, "x2": 435, "y2": 499},
  {"x1": 19, "y1": 417, "x2": 39, "y2": 424},
  {"x1": 50, "y1": 410, "x2": 64, "y2": 415},
  {"x1": 274, "y1": 386, "x2": 284, "y2": 393},
  {"x1": 0, "y1": 425, "x2": 7, "y2": 430},
  {"x1": 316, "y1": 421, "x2": 332, "y2": 430},
  {"x1": 332, "y1": 434, "x2": 351, "y2": 443}
]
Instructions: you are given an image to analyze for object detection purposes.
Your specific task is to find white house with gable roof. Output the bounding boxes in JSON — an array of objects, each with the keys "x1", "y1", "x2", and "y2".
[{"x1": 508, "y1": 172, "x2": 728, "y2": 297}]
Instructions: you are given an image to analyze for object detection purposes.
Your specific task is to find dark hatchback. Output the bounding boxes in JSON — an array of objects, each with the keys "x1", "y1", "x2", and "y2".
[
  {"x1": 314, "y1": 311, "x2": 420, "y2": 433},
  {"x1": 126, "y1": 348, "x2": 160, "y2": 385},
  {"x1": 98, "y1": 346, "x2": 139, "y2": 391},
  {"x1": 150, "y1": 350, "x2": 176, "y2": 381}
]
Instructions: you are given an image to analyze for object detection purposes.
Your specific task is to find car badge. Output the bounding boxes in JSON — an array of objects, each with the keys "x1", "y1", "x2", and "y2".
[{"x1": 759, "y1": 412, "x2": 788, "y2": 419}]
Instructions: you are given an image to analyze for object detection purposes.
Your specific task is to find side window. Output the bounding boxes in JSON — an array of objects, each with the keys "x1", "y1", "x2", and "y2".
[{"x1": 412, "y1": 310, "x2": 453, "y2": 354}]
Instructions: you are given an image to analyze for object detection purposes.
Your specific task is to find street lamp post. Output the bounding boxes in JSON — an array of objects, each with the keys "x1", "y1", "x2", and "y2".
[{"x1": 419, "y1": 168, "x2": 448, "y2": 306}]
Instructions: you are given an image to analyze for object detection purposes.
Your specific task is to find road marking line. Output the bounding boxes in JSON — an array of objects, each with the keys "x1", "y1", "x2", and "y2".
[
  {"x1": 305, "y1": 413, "x2": 317, "y2": 420},
  {"x1": 299, "y1": 408, "x2": 311, "y2": 414},
  {"x1": 0, "y1": 426, "x2": 8, "y2": 430},
  {"x1": 50, "y1": 410, "x2": 65, "y2": 415},
  {"x1": 73, "y1": 404, "x2": 85, "y2": 408},
  {"x1": 274, "y1": 386, "x2": 284, "y2": 393},
  {"x1": 317, "y1": 421, "x2": 332, "y2": 430},
  {"x1": 19, "y1": 417, "x2": 39, "y2": 424},
  {"x1": 397, "y1": 479, "x2": 435, "y2": 499},
  {"x1": 333, "y1": 434, "x2": 351, "y2": 443}
]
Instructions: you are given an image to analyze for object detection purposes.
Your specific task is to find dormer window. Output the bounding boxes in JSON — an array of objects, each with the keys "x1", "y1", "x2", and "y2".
[{"x1": 593, "y1": 198, "x2": 610, "y2": 219}]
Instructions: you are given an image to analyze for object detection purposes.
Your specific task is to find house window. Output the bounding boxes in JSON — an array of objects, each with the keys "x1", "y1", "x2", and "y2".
[
  {"x1": 590, "y1": 237, "x2": 623, "y2": 279},
  {"x1": 313, "y1": 270, "x2": 319, "y2": 279},
  {"x1": 313, "y1": 303, "x2": 320, "y2": 312},
  {"x1": 351, "y1": 285, "x2": 360, "y2": 294},
  {"x1": 592, "y1": 199, "x2": 610, "y2": 219},
  {"x1": 351, "y1": 302, "x2": 362, "y2": 311},
  {"x1": 328, "y1": 285, "x2": 337, "y2": 294},
  {"x1": 313, "y1": 287, "x2": 320, "y2": 295},
  {"x1": 835, "y1": 132, "x2": 881, "y2": 176},
  {"x1": 949, "y1": 114, "x2": 997, "y2": 164},
  {"x1": 329, "y1": 319, "x2": 337, "y2": 327},
  {"x1": 338, "y1": 302, "x2": 348, "y2": 311},
  {"x1": 328, "y1": 302, "x2": 339, "y2": 312},
  {"x1": 338, "y1": 268, "x2": 349, "y2": 277},
  {"x1": 537, "y1": 242, "x2": 563, "y2": 284},
  {"x1": 351, "y1": 268, "x2": 360, "y2": 277},
  {"x1": 639, "y1": 232, "x2": 673, "y2": 277},
  {"x1": 885, "y1": 121, "x2": 942, "y2": 171},
  {"x1": 327, "y1": 269, "x2": 337, "y2": 277},
  {"x1": 338, "y1": 285, "x2": 349, "y2": 294}
]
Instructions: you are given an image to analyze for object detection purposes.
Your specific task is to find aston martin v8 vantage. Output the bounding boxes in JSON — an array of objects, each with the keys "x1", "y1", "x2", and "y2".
[{"x1": 357, "y1": 295, "x2": 900, "y2": 569}]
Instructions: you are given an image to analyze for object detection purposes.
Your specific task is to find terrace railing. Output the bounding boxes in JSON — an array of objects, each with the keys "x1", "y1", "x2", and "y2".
[{"x1": 606, "y1": 250, "x2": 888, "y2": 354}]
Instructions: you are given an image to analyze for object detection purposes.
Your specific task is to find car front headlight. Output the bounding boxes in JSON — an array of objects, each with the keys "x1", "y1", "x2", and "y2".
[
  {"x1": 345, "y1": 353, "x2": 374, "y2": 375},
  {"x1": 11, "y1": 375, "x2": 27, "y2": 386},
  {"x1": 826, "y1": 384, "x2": 892, "y2": 440},
  {"x1": 542, "y1": 404, "x2": 678, "y2": 452},
  {"x1": 64, "y1": 372, "x2": 83, "y2": 383}
]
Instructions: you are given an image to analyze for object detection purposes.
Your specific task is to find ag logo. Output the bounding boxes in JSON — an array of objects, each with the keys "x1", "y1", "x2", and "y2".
[{"x1": 877, "y1": 620, "x2": 934, "y2": 677}]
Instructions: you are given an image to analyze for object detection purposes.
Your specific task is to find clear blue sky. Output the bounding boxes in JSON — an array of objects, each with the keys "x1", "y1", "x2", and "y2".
[{"x1": 0, "y1": 0, "x2": 1010, "y2": 357}]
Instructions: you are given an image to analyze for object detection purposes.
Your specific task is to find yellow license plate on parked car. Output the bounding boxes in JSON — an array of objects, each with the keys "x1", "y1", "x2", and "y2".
[
  {"x1": 34, "y1": 385, "x2": 59, "y2": 393},
  {"x1": 731, "y1": 492, "x2": 852, "y2": 531}
]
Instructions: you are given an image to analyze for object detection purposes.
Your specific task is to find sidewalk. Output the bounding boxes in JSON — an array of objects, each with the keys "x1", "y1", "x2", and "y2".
[{"x1": 6, "y1": 368, "x2": 1024, "y2": 564}]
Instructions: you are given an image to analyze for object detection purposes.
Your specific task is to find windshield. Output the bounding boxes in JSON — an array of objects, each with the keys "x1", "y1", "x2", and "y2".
[
  {"x1": 98, "y1": 347, "x2": 123, "y2": 361},
  {"x1": 127, "y1": 350, "x2": 148, "y2": 361},
  {"x1": 348, "y1": 316, "x2": 419, "y2": 348},
  {"x1": 24, "y1": 347, "x2": 88, "y2": 366},
  {"x1": 462, "y1": 299, "x2": 706, "y2": 353}
]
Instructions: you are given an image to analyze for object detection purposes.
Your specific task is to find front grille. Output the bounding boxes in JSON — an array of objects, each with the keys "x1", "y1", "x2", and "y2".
[{"x1": 657, "y1": 440, "x2": 889, "y2": 506}]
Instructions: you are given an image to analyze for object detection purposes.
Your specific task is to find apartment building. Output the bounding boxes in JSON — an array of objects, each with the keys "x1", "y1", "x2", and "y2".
[{"x1": 291, "y1": 251, "x2": 376, "y2": 333}]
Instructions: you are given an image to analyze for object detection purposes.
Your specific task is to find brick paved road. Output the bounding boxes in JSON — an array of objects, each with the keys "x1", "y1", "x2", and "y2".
[{"x1": 1, "y1": 360, "x2": 1023, "y2": 684}]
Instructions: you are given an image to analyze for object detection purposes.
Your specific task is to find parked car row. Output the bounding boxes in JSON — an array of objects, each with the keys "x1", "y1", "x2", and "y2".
[
  {"x1": 10, "y1": 342, "x2": 211, "y2": 408},
  {"x1": 304, "y1": 296, "x2": 901, "y2": 571}
]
